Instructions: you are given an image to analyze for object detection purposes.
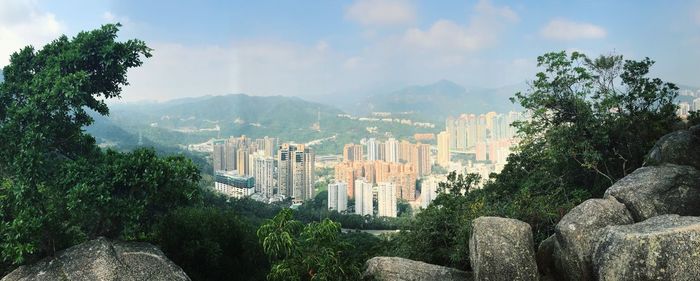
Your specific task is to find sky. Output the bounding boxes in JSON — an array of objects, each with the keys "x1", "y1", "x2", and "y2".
[{"x1": 1, "y1": 0, "x2": 699, "y2": 102}]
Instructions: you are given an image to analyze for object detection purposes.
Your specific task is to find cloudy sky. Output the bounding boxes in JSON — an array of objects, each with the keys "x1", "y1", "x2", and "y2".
[{"x1": 1, "y1": 0, "x2": 699, "y2": 102}]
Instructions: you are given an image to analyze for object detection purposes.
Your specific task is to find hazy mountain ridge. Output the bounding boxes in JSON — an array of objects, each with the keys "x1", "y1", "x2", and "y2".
[{"x1": 360, "y1": 80, "x2": 524, "y2": 121}]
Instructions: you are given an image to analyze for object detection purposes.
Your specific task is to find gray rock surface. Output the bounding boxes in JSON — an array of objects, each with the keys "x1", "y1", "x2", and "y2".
[
  {"x1": 552, "y1": 198, "x2": 633, "y2": 281},
  {"x1": 469, "y1": 216, "x2": 538, "y2": 281},
  {"x1": 603, "y1": 164, "x2": 700, "y2": 221},
  {"x1": 592, "y1": 215, "x2": 700, "y2": 281},
  {"x1": 536, "y1": 235, "x2": 558, "y2": 279},
  {"x1": 363, "y1": 257, "x2": 472, "y2": 281},
  {"x1": 1, "y1": 237, "x2": 190, "y2": 281},
  {"x1": 646, "y1": 125, "x2": 700, "y2": 170}
]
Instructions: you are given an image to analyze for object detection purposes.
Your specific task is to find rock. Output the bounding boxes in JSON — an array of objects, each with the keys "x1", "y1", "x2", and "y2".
[
  {"x1": 646, "y1": 125, "x2": 700, "y2": 170},
  {"x1": 469, "y1": 216, "x2": 538, "y2": 281},
  {"x1": 536, "y1": 235, "x2": 558, "y2": 279},
  {"x1": 1, "y1": 237, "x2": 190, "y2": 281},
  {"x1": 552, "y1": 198, "x2": 634, "y2": 281},
  {"x1": 592, "y1": 215, "x2": 700, "y2": 281},
  {"x1": 603, "y1": 164, "x2": 700, "y2": 221},
  {"x1": 362, "y1": 257, "x2": 472, "y2": 281}
]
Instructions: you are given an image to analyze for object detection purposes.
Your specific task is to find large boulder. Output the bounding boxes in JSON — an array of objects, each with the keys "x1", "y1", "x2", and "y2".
[
  {"x1": 536, "y1": 235, "x2": 558, "y2": 279},
  {"x1": 469, "y1": 217, "x2": 538, "y2": 281},
  {"x1": 592, "y1": 215, "x2": 700, "y2": 281},
  {"x1": 552, "y1": 198, "x2": 633, "y2": 281},
  {"x1": 362, "y1": 257, "x2": 472, "y2": 281},
  {"x1": 1, "y1": 237, "x2": 190, "y2": 281},
  {"x1": 603, "y1": 164, "x2": 700, "y2": 221},
  {"x1": 646, "y1": 125, "x2": 700, "y2": 170}
]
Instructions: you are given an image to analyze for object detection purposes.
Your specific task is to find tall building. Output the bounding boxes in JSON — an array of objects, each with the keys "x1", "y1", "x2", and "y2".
[
  {"x1": 277, "y1": 143, "x2": 315, "y2": 201},
  {"x1": 252, "y1": 152, "x2": 275, "y2": 198},
  {"x1": 421, "y1": 176, "x2": 441, "y2": 209},
  {"x1": 343, "y1": 143, "x2": 364, "y2": 161},
  {"x1": 377, "y1": 182, "x2": 397, "y2": 218},
  {"x1": 236, "y1": 147, "x2": 250, "y2": 176},
  {"x1": 327, "y1": 181, "x2": 348, "y2": 212},
  {"x1": 354, "y1": 178, "x2": 373, "y2": 216},
  {"x1": 212, "y1": 139, "x2": 226, "y2": 171},
  {"x1": 399, "y1": 140, "x2": 414, "y2": 164},
  {"x1": 366, "y1": 138, "x2": 379, "y2": 161},
  {"x1": 437, "y1": 131, "x2": 450, "y2": 167},
  {"x1": 415, "y1": 143, "x2": 431, "y2": 176},
  {"x1": 385, "y1": 138, "x2": 399, "y2": 163}
]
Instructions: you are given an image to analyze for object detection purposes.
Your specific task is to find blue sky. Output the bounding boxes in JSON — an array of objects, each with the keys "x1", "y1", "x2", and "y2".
[{"x1": 1, "y1": 0, "x2": 699, "y2": 101}]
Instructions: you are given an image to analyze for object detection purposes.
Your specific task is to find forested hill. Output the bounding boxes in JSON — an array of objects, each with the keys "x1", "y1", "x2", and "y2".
[{"x1": 90, "y1": 94, "x2": 348, "y2": 149}]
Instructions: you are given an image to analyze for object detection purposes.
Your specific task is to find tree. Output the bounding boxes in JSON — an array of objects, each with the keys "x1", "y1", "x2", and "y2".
[
  {"x1": 155, "y1": 206, "x2": 268, "y2": 281},
  {"x1": 0, "y1": 24, "x2": 199, "y2": 273},
  {"x1": 392, "y1": 51, "x2": 681, "y2": 270},
  {"x1": 257, "y1": 209, "x2": 361, "y2": 281},
  {"x1": 394, "y1": 172, "x2": 481, "y2": 270}
]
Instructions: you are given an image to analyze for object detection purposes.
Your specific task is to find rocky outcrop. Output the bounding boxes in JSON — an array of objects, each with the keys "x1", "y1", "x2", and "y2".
[
  {"x1": 1, "y1": 237, "x2": 190, "y2": 281},
  {"x1": 646, "y1": 125, "x2": 700, "y2": 170},
  {"x1": 592, "y1": 215, "x2": 700, "y2": 281},
  {"x1": 469, "y1": 217, "x2": 538, "y2": 281},
  {"x1": 603, "y1": 164, "x2": 700, "y2": 221},
  {"x1": 552, "y1": 198, "x2": 633, "y2": 281},
  {"x1": 536, "y1": 235, "x2": 558, "y2": 279},
  {"x1": 363, "y1": 257, "x2": 472, "y2": 281}
]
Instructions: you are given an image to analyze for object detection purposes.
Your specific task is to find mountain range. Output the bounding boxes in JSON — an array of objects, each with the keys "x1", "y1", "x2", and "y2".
[{"x1": 357, "y1": 80, "x2": 524, "y2": 121}]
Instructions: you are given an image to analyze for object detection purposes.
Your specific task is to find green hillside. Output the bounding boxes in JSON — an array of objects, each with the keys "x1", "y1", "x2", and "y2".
[{"x1": 90, "y1": 94, "x2": 439, "y2": 155}]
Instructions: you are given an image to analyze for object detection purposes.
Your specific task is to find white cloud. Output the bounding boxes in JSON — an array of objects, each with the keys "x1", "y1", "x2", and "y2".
[
  {"x1": 124, "y1": 43, "x2": 240, "y2": 101},
  {"x1": 399, "y1": 0, "x2": 518, "y2": 52},
  {"x1": 345, "y1": 0, "x2": 416, "y2": 26},
  {"x1": 102, "y1": 11, "x2": 116, "y2": 22},
  {"x1": 540, "y1": 19, "x2": 607, "y2": 41},
  {"x1": 0, "y1": 0, "x2": 64, "y2": 66}
]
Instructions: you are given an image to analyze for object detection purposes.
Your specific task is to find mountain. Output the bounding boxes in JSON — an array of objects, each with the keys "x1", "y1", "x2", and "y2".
[
  {"x1": 91, "y1": 94, "x2": 345, "y2": 147},
  {"x1": 360, "y1": 80, "x2": 523, "y2": 121}
]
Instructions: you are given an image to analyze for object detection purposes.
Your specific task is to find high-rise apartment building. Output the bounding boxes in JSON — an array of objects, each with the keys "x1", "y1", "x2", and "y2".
[
  {"x1": 252, "y1": 152, "x2": 275, "y2": 198},
  {"x1": 277, "y1": 143, "x2": 315, "y2": 201},
  {"x1": 377, "y1": 182, "x2": 397, "y2": 217},
  {"x1": 212, "y1": 140, "x2": 226, "y2": 172},
  {"x1": 343, "y1": 143, "x2": 364, "y2": 162},
  {"x1": 327, "y1": 181, "x2": 348, "y2": 212},
  {"x1": 366, "y1": 138, "x2": 379, "y2": 161},
  {"x1": 415, "y1": 143, "x2": 431, "y2": 176},
  {"x1": 385, "y1": 138, "x2": 399, "y2": 163},
  {"x1": 354, "y1": 178, "x2": 373, "y2": 216},
  {"x1": 437, "y1": 131, "x2": 450, "y2": 167}
]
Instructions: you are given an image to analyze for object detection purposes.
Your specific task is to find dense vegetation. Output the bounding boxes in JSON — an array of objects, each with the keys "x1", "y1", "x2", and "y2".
[
  {"x1": 390, "y1": 51, "x2": 683, "y2": 270},
  {"x1": 0, "y1": 24, "x2": 691, "y2": 281}
]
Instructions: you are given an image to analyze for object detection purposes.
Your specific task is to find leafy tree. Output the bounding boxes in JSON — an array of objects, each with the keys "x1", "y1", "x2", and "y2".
[
  {"x1": 257, "y1": 209, "x2": 361, "y2": 281},
  {"x1": 0, "y1": 24, "x2": 199, "y2": 274},
  {"x1": 394, "y1": 173, "x2": 481, "y2": 270},
  {"x1": 688, "y1": 110, "x2": 700, "y2": 126},
  {"x1": 392, "y1": 51, "x2": 680, "y2": 270},
  {"x1": 155, "y1": 206, "x2": 268, "y2": 281}
]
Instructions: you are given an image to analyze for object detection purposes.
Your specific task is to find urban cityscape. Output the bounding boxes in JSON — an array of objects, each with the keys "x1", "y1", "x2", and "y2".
[{"x1": 2, "y1": 1, "x2": 700, "y2": 280}]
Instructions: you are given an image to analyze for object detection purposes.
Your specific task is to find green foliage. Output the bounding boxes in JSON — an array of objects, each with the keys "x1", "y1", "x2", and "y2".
[
  {"x1": 0, "y1": 25, "x2": 203, "y2": 276},
  {"x1": 257, "y1": 209, "x2": 362, "y2": 281},
  {"x1": 688, "y1": 110, "x2": 700, "y2": 126},
  {"x1": 393, "y1": 173, "x2": 481, "y2": 270},
  {"x1": 154, "y1": 206, "x2": 268, "y2": 281},
  {"x1": 392, "y1": 51, "x2": 680, "y2": 271}
]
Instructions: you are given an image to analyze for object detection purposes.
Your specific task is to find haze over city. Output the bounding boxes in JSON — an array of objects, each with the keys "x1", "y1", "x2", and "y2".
[
  {"x1": 2, "y1": 0, "x2": 699, "y2": 102},
  {"x1": 2, "y1": 1, "x2": 700, "y2": 280}
]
